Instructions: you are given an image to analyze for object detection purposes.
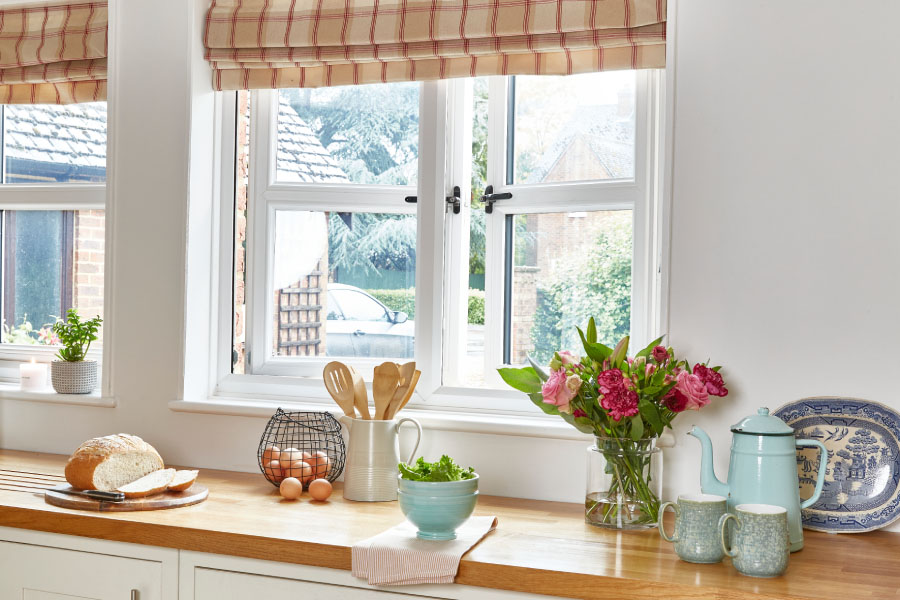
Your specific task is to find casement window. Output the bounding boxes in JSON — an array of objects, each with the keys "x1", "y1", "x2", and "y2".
[
  {"x1": 219, "y1": 70, "x2": 665, "y2": 413},
  {"x1": 0, "y1": 103, "x2": 106, "y2": 380}
]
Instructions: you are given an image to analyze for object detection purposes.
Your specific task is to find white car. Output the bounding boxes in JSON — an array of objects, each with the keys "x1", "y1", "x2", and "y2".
[{"x1": 326, "y1": 283, "x2": 414, "y2": 358}]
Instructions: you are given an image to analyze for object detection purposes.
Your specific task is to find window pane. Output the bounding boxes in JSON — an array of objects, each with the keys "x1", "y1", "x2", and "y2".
[
  {"x1": 511, "y1": 72, "x2": 635, "y2": 184},
  {"x1": 2, "y1": 209, "x2": 105, "y2": 345},
  {"x1": 277, "y1": 83, "x2": 419, "y2": 185},
  {"x1": 509, "y1": 210, "x2": 632, "y2": 366},
  {"x1": 273, "y1": 210, "x2": 415, "y2": 359},
  {"x1": 4, "y1": 103, "x2": 106, "y2": 183}
]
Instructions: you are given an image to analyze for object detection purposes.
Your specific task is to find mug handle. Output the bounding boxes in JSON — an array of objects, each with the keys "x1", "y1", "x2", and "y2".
[
  {"x1": 396, "y1": 417, "x2": 422, "y2": 465},
  {"x1": 657, "y1": 501, "x2": 680, "y2": 543},
  {"x1": 797, "y1": 439, "x2": 829, "y2": 509},
  {"x1": 718, "y1": 513, "x2": 740, "y2": 558}
]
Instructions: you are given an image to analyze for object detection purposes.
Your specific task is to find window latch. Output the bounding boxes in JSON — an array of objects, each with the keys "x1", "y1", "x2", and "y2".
[
  {"x1": 445, "y1": 186, "x2": 461, "y2": 214},
  {"x1": 404, "y1": 195, "x2": 417, "y2": 204},
  {"x1": 481, "y1": 185, "x2": 512, "y2": 214}
]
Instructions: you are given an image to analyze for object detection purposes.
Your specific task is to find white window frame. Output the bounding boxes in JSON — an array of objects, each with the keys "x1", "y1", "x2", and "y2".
[
  {"x1": 211, "y1": 71, "x2": 666, "y2": 418},
  {"x1": 0, "y1": 143, "x2": 105, "y2": 384}
]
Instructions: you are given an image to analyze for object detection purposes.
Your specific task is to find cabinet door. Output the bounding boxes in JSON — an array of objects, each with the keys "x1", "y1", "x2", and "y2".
[
  {"x1": 195, "y1": 568, "x2": 432, "y2": 599},
  {"x1": 0, "y1": 541, "x2": 164, "y2": 600}
]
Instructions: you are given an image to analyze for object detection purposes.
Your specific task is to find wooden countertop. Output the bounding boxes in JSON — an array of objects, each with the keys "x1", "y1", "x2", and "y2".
[{"x1": 0, "y1": 450, "x2": 896, "y2": 600}]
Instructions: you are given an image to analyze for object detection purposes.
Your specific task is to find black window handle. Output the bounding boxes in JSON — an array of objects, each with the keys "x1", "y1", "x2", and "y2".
[
  {"x1": 482, "y1": 185, "x2": 512, "y2": 214},
  {"x1": 353, "y1": 329, "x2": 366, "y2": 336}
]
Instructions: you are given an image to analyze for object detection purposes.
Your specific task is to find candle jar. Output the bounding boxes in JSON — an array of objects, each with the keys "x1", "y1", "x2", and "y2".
[{"x1": 20, "y1": 361, "x2": 48, "y2": 391}]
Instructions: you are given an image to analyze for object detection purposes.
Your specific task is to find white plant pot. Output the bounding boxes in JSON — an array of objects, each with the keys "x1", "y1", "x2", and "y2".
[{"x1": 50, "y1": 360, "x2": 97, "y2": 394}]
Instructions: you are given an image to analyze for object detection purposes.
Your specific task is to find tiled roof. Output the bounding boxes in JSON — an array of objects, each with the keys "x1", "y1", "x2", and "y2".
[
  {"x1": 276, "y1": 96, "x2": 349, "y2": 183},
  {"x1": 526, "y1": 104, "x2": 635, "y2": 183},
  {"x1": 3, "y1": 98, "x2": 348, "y2": 184}
]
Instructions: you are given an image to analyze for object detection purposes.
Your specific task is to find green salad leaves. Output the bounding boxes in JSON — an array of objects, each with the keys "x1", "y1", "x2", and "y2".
[{"x1": 398, "y1": 455, "x2": 476, "y2": 482}]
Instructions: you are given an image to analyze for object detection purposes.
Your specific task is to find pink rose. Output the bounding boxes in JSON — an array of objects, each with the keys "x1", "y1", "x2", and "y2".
[
  {"x1": 675, "y1": 371, "x2": 709, "y2": 410},
  {"x1": 542, "y1": 369, "x2": 576, "y2": 412},
  {"x1": 559, "y1": 351, "x2": 580, "y2": 366},
  {"x1": 566, "y1": 374, "x2": 582, "y2": 394},
  {"x1": 693, "y1": 364, "x2": 728, "y2": 397},
  {"x1": 652, "y1": 345, "x2": 669, "y2": 363}
]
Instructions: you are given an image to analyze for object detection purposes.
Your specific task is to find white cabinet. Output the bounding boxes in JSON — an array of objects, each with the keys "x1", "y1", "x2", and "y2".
[
  {"x1": 194, "y1": 568, "x2": 429, "y2": 599},
  {"x1": 0, "y1": 527, "x2": 178, "y2": 600}
]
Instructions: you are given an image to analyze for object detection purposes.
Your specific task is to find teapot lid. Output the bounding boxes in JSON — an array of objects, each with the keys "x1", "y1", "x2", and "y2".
[{"x1": 730, "y1": 407, "x2": 795, "y2": 436}]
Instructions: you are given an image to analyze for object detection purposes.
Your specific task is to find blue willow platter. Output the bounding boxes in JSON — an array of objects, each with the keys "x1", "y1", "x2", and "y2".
[{"x1": 774, "y1": 397, "x2": 900, "y2": 533}]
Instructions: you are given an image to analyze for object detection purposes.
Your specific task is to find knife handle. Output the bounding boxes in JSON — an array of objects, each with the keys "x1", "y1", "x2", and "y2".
[{"x1": 84, "y1": 489, "x2": 125, "y2": 501}]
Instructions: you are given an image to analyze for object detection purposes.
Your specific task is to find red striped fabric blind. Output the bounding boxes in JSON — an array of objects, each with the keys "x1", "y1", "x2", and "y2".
[{"x1": 205, "y1": 0, "x2": 666, "y2": 90}]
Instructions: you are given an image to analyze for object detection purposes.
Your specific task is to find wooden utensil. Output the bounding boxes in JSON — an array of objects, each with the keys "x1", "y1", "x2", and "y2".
[
  {"x1": 347, "y1": 365, "x2": 370, "y2": 420},
  {"x1": 45, "y1": 483, "x2": 208, "y2": 512},
  {"x1": 322, "y1": 362, "x2": 357, "y2": 418},
  {"x1": 396, "y1": 369, "x2": 421, "y2": 413},
  {"x1": 386, "y1": 361, "x2": 416, "y2": 420},
  {"x1": 372, "y1": 362, "x2": 400, "y2": 420}
]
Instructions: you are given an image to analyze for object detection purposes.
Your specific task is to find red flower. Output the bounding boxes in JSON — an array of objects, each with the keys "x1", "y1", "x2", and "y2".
[
  {"x1": 573, "y1": 409, "x2": 588, "y2": 418},
  {"x1": 596, "y1": 369, "x2": 626, "y2": 395},
  {"x1": 693, "y1": 364, "x2": 728, "y2": 397},
  {"x1": 662, "y1": 388, "x2": 689, "y2": 412},
  {"x1": 652, "y1": 345, "x2": 669, "y2": 363},
  {"x1": 601, "y1": 387, "x2": 640, "y2": 421}
]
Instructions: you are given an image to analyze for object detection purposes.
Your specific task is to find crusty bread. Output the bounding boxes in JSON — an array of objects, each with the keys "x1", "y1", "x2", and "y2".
[
  {"x1": 117, "y1": 468, "x2": 176, "y2": 498},
  {"x1": 167, "y1": 469, "x2": 199, "y2": 492},
  {"x1": 65, "y1": 434, "x2": 164, "y2": 491}
]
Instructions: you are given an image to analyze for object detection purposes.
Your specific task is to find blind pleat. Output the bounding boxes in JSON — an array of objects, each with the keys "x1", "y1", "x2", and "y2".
[
  {"x1": 205, "y1": 0, "x2": 665, "y2": 90},
  {"x1": 0, "y1": 1, "x2": 107, "y2": 104}
]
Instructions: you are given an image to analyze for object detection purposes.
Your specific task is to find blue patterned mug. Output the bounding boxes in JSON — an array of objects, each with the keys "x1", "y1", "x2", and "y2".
[
  {"x1": 658, "y1": 493, "x2": 727, "y2": 563},
  {"x1": 719, "y1": 504, "x2": 790, "y2": 578}
]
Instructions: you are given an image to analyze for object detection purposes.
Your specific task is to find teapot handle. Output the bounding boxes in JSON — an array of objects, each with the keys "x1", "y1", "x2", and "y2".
[{"x1": 796, "y1": 439, "x2": 829, "y2": 509}]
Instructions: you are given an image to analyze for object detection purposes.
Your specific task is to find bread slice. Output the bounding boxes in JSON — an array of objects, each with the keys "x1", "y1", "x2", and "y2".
[
  {"x1": 117, "y1": 468, "x2": 176, "y2": 499},
  {"x1": 167, "y1": 469, "x2": 199, "y2": 492},
  {"x1": 65, "y1": 434, "x2": 164, "y2": 491}
]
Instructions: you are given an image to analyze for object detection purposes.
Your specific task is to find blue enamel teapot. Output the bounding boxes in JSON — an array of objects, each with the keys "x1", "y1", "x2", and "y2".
[{"x1": 689, "y1": 407, "x2": 828, "y2": 552}]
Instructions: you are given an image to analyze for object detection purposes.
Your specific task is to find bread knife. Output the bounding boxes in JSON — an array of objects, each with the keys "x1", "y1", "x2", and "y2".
[{"x1": 52, "y1": 487, "x2": 125, "y2": 502}]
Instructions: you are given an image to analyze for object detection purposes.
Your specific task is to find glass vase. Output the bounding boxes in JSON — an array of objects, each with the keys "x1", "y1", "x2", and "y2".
[{"x1": 585, "y1": 436, "x2": 662, "y2": 529}]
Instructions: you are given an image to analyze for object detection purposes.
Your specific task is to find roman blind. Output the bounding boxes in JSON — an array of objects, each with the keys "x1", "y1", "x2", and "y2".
[
  {"x1": 0, "y1": 1, "x2": 107, "y2": 104},
  {"x1": 205, "y1": 0, "x2": 666, "y2": 90}
]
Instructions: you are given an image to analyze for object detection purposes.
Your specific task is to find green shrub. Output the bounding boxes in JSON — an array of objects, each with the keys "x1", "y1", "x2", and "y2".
[{"x1": 365, "y1": 288, "x2": 485, "y2": 325}]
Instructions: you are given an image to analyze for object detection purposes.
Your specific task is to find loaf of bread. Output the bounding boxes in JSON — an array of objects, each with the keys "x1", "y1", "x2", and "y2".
[
  {"x1": 65, "y1": 434, "x2": 164, "y2": 491},
  {"x1": 117, "y1": 468, "x2": 176, "y2": 498}
]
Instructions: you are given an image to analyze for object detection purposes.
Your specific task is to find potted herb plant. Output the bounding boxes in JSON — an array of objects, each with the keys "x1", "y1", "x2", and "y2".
[{"x1": 50, "y1": 309, "x2": 102, "y2": 394}]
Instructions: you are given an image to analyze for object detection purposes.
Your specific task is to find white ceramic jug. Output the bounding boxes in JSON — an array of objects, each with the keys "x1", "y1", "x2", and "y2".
[{"x1": 340, "y1": 415, "x2": 422, "y2": 502}]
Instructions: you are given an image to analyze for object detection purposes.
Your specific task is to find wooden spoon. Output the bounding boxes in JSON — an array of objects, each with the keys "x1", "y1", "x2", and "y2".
[
  {"x1": 396, "y1": 369, "x2": 421, "y2": 413},
  {"x1": 386, "y1": 361, "x2": 416, "y2": 420},
  {"x1": 372, "y1": 362, "x2": 400, "y2": 420},
  {"x1": 322, "y1": 362, "x2": 356, "y2": 418},
  {"x1": 347, "y1": 365, "x2": 370, "y2": 420}
]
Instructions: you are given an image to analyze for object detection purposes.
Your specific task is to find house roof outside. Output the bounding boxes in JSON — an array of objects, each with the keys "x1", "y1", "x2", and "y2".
[
  {"x1": 525, "y1": 104, "x2": 635, "y2": 184},
  {"x1": 1, "y1": 98, "x2": 348, "y2": 184}
]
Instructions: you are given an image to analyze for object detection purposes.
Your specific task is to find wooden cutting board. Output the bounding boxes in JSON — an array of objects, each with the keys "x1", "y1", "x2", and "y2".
[{"x1": 44, "y1": 483, "x2": 208, "y2": 512}]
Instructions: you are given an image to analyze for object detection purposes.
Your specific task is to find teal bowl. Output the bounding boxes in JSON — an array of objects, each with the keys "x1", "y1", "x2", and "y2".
[{"x1": 397, "y1": 475, "x2": 479, "y2": 540}]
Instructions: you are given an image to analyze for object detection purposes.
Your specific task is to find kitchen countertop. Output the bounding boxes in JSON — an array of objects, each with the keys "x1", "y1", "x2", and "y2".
[{"x1": 0, "y1": 449, "x2": 897, "y2": 600}]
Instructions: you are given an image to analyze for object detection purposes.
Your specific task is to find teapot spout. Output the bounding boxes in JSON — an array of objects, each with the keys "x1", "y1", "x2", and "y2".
[{"x1": 688, "y1": 426, "x2": 729, "y2": 498}]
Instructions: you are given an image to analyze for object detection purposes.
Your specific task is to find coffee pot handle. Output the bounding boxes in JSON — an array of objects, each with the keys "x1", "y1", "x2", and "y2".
[
  {"x1": 796, "y1": 439, "x2": 829, "y2": 509},
  {"x1": 396, "y1": 417, "x2": 422, "y2": 465}
]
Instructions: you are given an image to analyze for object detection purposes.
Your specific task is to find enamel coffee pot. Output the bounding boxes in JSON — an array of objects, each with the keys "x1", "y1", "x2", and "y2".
[{"x1": 689, "y1": 407, "x2": 828, "y2": 552}]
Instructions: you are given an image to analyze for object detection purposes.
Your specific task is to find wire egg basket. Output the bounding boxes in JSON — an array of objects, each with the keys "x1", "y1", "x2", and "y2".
[{"x1": 257, "y1": 409, "x2": 346, "y2": 488}]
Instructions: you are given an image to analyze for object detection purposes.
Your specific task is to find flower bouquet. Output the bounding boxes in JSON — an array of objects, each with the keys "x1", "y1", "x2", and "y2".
[{"x1": 499, "y1": 318, "x2": 728, "y2": 529}]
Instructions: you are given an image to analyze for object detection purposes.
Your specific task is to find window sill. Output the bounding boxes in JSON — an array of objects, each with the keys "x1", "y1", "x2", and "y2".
[
  {"x1": 169, "y1": 396, "x2": 592, "y2": 441},
  {"x1": 0, "y1": 383, "x2": 114, "y2": 408}
]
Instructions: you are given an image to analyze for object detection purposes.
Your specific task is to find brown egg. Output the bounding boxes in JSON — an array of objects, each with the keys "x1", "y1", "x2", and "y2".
[
  {"x1": 308, "y1": 451, "x2": 330, "y2": 478},
  {"x1": 280, "y1": 448, "x2": 303, "y2": 465},
  {"x1": 279, "y1": 477, "x2": 303, "y2": 500},
  {"x1": 262, "y1": 445, "x2": 280, "y2": 464},
  {"x1": 263, "y1": 460, "x2": 284, "y2": 482},
  {"x1": 284, "y1": 460, "x2": 312, "y2": 482},
  {"x1": 308, "y1": 478, "x2": 333, "y2": 501}
]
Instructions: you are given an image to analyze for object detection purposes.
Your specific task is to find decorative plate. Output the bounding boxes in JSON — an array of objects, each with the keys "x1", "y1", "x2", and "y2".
[{"x1": 773, "y1": 397, "x2": 900, "y2": 533}]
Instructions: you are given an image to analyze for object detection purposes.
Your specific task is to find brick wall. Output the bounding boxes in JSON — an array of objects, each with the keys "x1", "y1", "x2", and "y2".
[
  {"x1": 73, "y1": 208, "x2": 105, "y2": 339},
  {"x1": 233, "y1": 91, "x2": 250, "y2": 373}
]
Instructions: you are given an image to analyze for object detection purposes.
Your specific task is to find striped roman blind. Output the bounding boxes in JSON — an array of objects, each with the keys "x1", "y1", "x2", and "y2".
[
  {"x1": 0, "y1": 1, "x2": 107, "y2": 104},
  {"x1": 205, "y1": 0, "x2": 666, "y2": 90}
]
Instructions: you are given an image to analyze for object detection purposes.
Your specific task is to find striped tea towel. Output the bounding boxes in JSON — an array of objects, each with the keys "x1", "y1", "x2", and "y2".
[{"x1": 351, "y1": 516, "x2": 498, "y2": 585}]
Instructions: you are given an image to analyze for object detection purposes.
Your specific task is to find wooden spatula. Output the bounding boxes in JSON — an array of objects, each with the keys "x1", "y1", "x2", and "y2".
[
  {"x1": 386, "y1": 361, "x2": 416, "y2": 420},
  {"x1": 397, "y1": 369, "x2": 421, "y2": 413},
  {"x1": 322, "y1": 362, "x2": 357, "y2": 418},
  {"x1": 372, "y1": 362, "x2": 400, "y2": 420},
  {"x1": 347, "y1": 365, "x2": 370, "y2": 420}
]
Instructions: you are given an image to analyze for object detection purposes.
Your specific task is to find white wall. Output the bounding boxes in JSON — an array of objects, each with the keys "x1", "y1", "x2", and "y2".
[{"x1": 2, "y1": 0, "x2": 899, "y2": 531}]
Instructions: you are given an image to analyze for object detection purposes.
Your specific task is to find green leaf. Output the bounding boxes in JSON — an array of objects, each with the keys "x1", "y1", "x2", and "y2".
[
  {"x1": 497, "y1": 367, "x2": 543, "y2": 394},
  {"x1": 560, "y1": 411, "x2": 596, "y2": 434},
  {"x1": 577, "y1": 328, "x2": 613, "y2": 362},
  {"x1": 526, "y1": 356, "x2": 550, "y2": 382},
  {"x1": 630, "y1": 415, "x2": 644, "y2": 440},
  {"x1": 398, "y1": 455, "x2": 475, "y2": 482},
  {"x1": 639, "y1": 401, "x2": 665, "y2": 437},
  {"x1": 528, "y1": 392, "x2": 560, "y2": 415},
  {"x1": 586, "y1": 317, "x2": 597, "y2": 344},
  {"x1": 610, "y1": 336, "x2": 630, "y2": 366},
  {"x1": 635, "y1": 336, "x2": 665, "y2": 359}
]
